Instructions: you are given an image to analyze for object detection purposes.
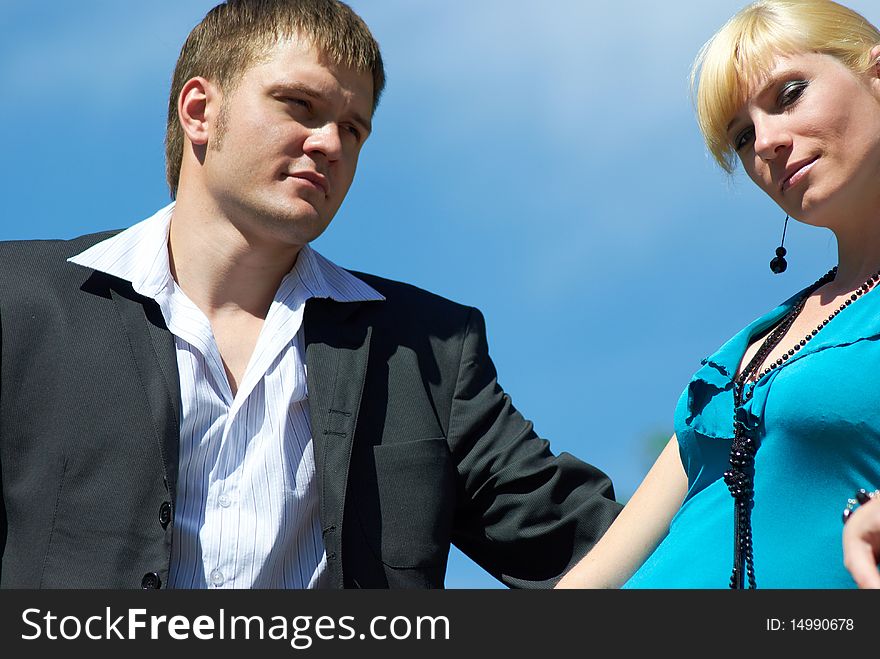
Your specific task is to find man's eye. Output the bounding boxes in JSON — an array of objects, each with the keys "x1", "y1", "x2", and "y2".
[
  {"x1": 284, "y1": 97, "x2": 311, "y2": 110},
  {"x1": 734, "y1": 126, "x2": 755, "y2": 151},
  {"x1": 344, "y1": 125, "x2": 361, "y2": 141},
  {"x1": 778, "y1": 81, "x2": 807, "y2": 108}
]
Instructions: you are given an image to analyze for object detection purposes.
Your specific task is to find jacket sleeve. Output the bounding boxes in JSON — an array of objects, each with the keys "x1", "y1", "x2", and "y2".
[
  {"x1": 0, "y1": 461, "x2": 5, "y2": 585},
  {"x1": 447, "y1": 307, "x2": 622, "y2": 588},
  {"x1": 0, "y1": 309, "x2": 5, "y2": 585}
]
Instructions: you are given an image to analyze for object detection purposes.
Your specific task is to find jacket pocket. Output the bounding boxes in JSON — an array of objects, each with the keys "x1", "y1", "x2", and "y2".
[{"x1": 356, "y1": 437, "x2": 455, "y2": 569}]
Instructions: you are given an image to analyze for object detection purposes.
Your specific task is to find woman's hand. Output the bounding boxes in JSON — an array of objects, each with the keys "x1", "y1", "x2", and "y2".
[{"x1": 843, "y1": 494, "x2": 880, "y2": 589}]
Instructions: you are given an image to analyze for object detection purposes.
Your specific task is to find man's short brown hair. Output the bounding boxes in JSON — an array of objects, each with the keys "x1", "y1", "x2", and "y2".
[{"x1": 165, "y1": 0, "x2": 385, "y2": 196}]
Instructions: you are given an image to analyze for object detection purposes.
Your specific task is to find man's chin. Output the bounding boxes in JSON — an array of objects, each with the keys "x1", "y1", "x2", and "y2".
[
  {"x1": 266, "y1": 209, "x2": 333, "y2": 246},
  {"x1": 223, "y1": 196, "x2": 335, "y2": 246}
]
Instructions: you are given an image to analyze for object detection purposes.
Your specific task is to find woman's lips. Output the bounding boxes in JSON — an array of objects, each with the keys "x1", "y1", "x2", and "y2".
[{"x1": 781, "y1": 156, "x2": 819, "y2": 192}]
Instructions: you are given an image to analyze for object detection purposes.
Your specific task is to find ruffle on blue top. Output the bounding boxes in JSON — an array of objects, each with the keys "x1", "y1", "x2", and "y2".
[
  {"x1": 678, "y1": 282, "x2": 880, "y2": 497},
  {"x1": 683, "y1": 298, "x2": 794, "y2": 441}
]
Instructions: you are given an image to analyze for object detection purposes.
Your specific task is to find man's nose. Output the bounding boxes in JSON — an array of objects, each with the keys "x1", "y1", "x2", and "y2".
[{"x1": 303, "y1": 123, "x2": 344, "y2": 161}]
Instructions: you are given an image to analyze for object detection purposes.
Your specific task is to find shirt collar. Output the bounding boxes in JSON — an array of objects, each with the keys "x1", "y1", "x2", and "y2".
[{"x1": 67, "y1": 201, "x2": 385, "y2": 304}]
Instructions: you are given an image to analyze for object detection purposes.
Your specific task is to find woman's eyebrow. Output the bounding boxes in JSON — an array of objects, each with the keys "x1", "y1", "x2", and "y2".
[{"x1": 725, "y1": 68, "x2": 801, "y2": 133}]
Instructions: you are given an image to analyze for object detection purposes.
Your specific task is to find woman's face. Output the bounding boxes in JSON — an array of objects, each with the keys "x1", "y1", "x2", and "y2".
[{"x1": 727, "y1": 50, "x2": 880, "y2": 228}]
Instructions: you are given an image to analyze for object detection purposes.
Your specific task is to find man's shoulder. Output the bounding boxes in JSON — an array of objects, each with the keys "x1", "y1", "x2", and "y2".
[
  {"x1": 349, "y1": 270, "x2": 475, "y2": 315},
  {"x1": 0, "y1": 230, "x2": 121, "y2": 294},
  {"x1": 0, "y1": 230, "x2": 121, "y2": 263},
  {"x1": 341, "y1": 269, "x2": 487, "y2": 338}
]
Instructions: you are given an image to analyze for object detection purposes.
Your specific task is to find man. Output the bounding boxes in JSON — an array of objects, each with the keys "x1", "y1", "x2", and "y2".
[{"x1": 0, "y1": 0, "x2": 620, "y2": 589}]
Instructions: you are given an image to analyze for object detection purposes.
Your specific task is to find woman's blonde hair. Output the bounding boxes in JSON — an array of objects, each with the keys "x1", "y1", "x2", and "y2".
[{"x1": 691, "y1": 0, "x2": 880, "y2": 172}]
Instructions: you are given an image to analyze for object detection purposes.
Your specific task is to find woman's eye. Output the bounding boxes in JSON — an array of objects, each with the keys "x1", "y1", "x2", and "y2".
[
  {"x1": 778, "y1": 81, "x2": 807, "y2": 108},
  {"x1": 734, "y1": 126, "x2": 755, "y2": 151}
]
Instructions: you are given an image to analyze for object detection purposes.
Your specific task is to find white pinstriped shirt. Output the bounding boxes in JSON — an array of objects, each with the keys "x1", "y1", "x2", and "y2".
[{"x1": 69, "y1": 203, "x2": 383, "y2": 588}]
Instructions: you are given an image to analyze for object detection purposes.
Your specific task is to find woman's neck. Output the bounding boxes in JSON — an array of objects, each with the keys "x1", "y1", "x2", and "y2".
[{"x1": 829, "y1": 211, "x2": 880, "y2": 293}]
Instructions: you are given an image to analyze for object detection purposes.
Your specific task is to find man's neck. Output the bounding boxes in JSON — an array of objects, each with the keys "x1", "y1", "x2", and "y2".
[{"x1": 168, "y1": 197, "x2": 302, "y2": 321}]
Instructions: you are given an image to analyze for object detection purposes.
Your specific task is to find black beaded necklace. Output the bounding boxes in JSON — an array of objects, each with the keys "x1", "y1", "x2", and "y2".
[{"x1": 724, "y1": 265, "x2": 880, "y2": 589}]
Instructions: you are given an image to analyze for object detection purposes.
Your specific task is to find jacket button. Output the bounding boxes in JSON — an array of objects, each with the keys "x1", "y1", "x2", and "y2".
[
  {"x1": 158, "y1": 502, "x2": 172, "y2": 528},
  {"x1": 141, "y1": 572, "x2": 161, "y2": 589}
]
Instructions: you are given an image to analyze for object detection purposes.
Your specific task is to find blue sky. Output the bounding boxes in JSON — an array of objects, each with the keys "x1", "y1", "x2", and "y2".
[{"x1": 2, "y1": 0, "x2": 877, "y2": 587}]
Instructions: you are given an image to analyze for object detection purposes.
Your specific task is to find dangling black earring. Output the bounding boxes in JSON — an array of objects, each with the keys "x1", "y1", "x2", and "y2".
[{"x1": 770, "y1": 214, "x2": 789, "y2": 274}]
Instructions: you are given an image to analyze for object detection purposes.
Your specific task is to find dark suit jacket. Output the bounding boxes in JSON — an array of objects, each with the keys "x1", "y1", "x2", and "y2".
[{"x1": 0, "y1": 232, "x2": 621, "y2": 589}]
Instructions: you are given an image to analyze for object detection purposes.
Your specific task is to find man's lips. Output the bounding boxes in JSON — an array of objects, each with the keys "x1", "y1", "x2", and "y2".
[
  {"x1": 781, "y1": 156, "x2": 819, "y2": 192},
  {"x1": 285, "y1": 171, "x2": 329, "y2": 196}
]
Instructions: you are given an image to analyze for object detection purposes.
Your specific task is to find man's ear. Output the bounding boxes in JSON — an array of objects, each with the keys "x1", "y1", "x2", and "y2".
[{"x1": 178, "y1": 77, "x2": 219, "y2": 146}]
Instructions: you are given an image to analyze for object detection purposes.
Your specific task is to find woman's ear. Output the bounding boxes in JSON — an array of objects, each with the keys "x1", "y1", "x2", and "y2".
[
  {"x1": 871, "y1": 44, "x2": 880, "y2": 77},
  {"x1": 866, "y1": 45, "x2": 880, "y2": 101}
]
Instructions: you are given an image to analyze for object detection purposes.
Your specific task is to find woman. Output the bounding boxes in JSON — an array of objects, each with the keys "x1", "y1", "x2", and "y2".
[{"x1": 557, "y1": 0, "x2": 880, "y2": 588}]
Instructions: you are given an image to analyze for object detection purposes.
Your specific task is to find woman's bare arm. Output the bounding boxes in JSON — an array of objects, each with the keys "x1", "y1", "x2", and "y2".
[{"x1": 555, "y1": 435, "x2": 688, "y2": 588}]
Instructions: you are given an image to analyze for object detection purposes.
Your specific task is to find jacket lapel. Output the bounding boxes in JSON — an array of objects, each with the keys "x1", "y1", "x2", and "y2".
[
  {"x1": 304, "y1": 297, "x2": 373, "y2": 588},
  {"x1": 108, "y1": 278, "x2": 181, "y2": 504}
]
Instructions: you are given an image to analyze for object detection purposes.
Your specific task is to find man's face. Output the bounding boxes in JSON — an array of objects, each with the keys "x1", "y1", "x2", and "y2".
[{"x1": 202, "y1": 37, "x2": 374, "y2": 248}]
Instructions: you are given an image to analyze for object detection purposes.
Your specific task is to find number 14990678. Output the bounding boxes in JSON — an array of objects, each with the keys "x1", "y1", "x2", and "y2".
[{"x1": 766, "y1": 618, "x2": 854, "y2": 631}]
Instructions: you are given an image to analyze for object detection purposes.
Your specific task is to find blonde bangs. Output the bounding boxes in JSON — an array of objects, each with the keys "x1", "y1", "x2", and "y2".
[{"x1": 693, "y1": 6, "x2": 809, "y2": 172}]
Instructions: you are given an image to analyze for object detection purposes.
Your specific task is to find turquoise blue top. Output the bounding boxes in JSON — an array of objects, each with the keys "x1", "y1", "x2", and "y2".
[{"x1": 624, "y1": 283, "x2": 880, "y2": 588}]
